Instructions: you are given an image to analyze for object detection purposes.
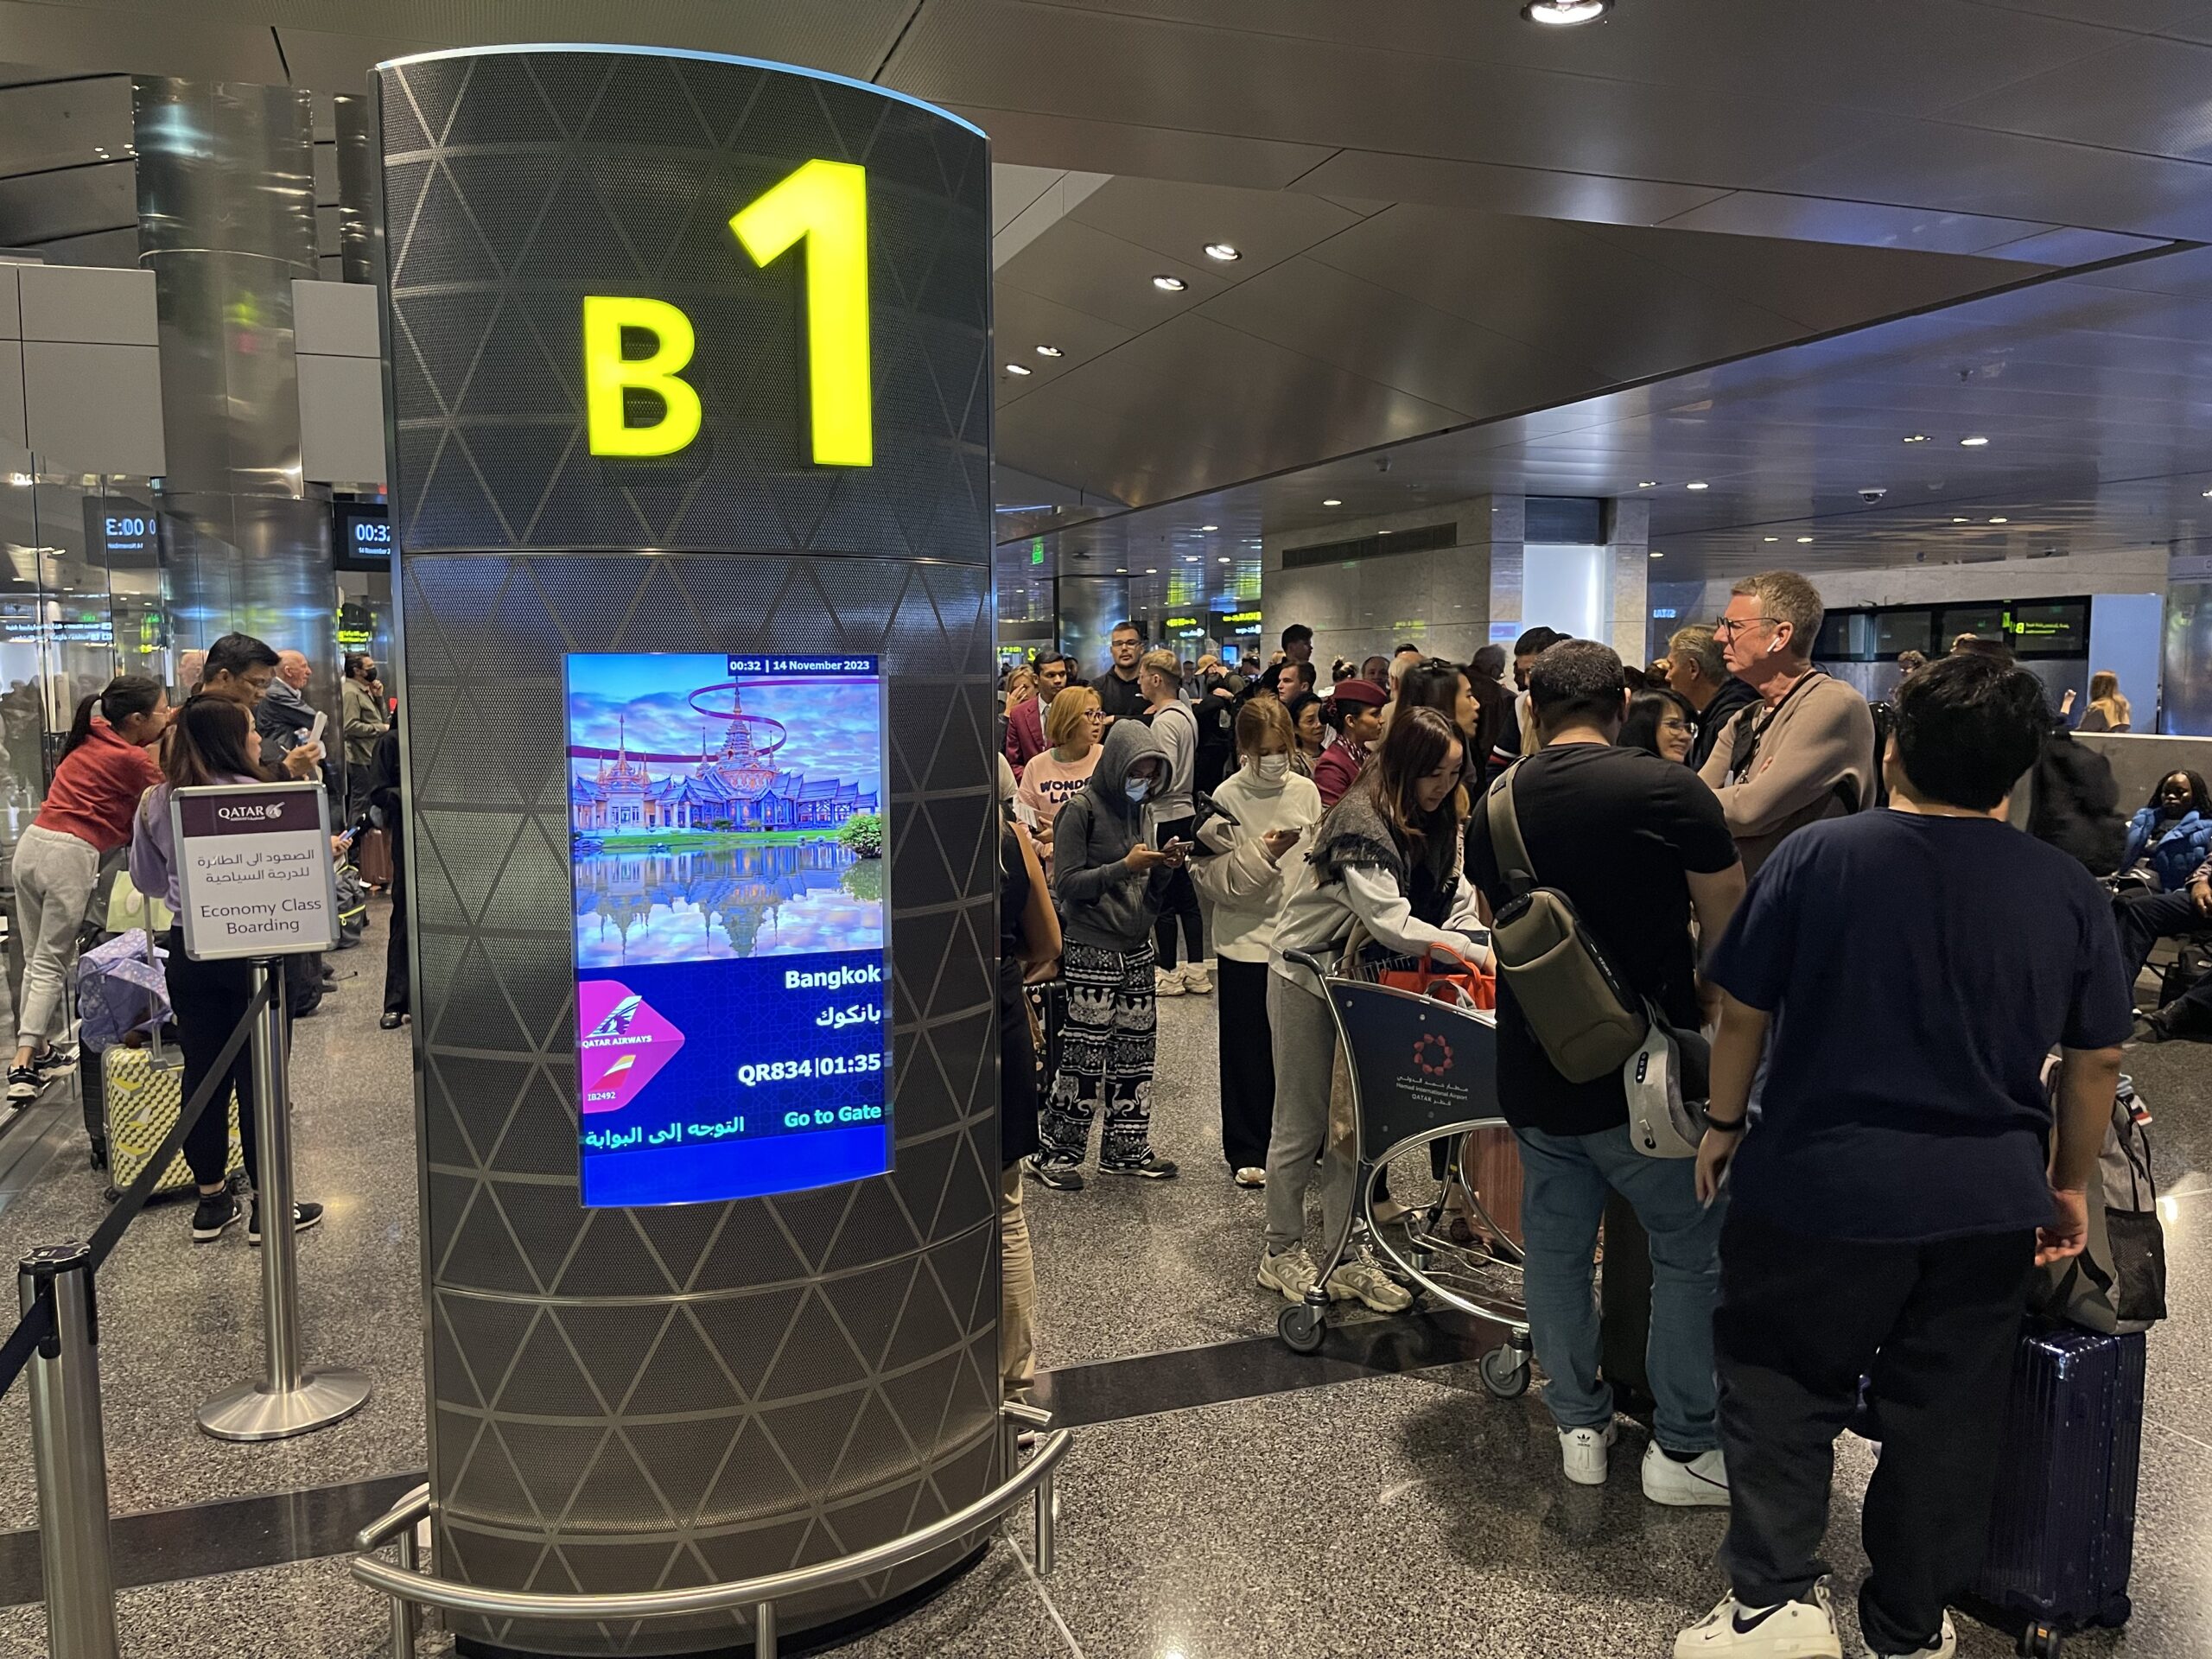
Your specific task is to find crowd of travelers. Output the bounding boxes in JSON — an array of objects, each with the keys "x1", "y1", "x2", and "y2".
[
  {"x1": 995, "y1": 571, "x2": 2194, "y2": 1659},
  {"x1": 4, "y1": 631, "x2": 409, "y2": 1248}
]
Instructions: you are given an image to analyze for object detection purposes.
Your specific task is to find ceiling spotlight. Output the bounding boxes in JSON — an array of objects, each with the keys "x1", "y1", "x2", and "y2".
[
  {"x1": 1796, "y1": 536, "x2": 1815, "y2": 543},
  {"x1": 1637, "y1": 480, "x2": 1659, "y2": 488},
  {"x1": 1521, "y1": 0, "x2": 1611, "y2": 22},
  {"x1": 1217, "y1": 556, "x2": 1231, "y2": 563},
  {"x1": 1763, "y1": 536, "x2": 1779, "y2": 543},
  {"x1": 1035, "y1": 344, "x2": 1063, "y2": 358},
  {"x1": 2202, "y1": 489, "x2": 2212, "y2": 499},
  {"x1": 1152, "y1": 275, "x2": 1187, "y2": 292},
  {"x1": 1685, "y1": 481, "x2": 1709, "y2": 491},
  {"x1": 1322, "y1": 498, "x2": 1343, "y2": 506},
  {"x1": 1959, "y1": 435, "x2": 1990, "y2": 447},
  {"x1": 1146, "y1": 568, "x2": 1157, "y2": 574},
  {"x1": 1003, "y1": 362, "x2": 1032, "y2": 376},
  {"x1": 1201, "y1": 523, "x2": 1219, "y2": 531},
  {"x1": 1988, "y1": 516, "x2": 2008, "y2": 524},
  {"x1": 1951, "y1": 517, "x2": 1969, "y2": 523},
  {"x1": 1903, "y1": 434, "x2": 1929, "y2": 443},
  {"x1": 1203, "y1": 243, "x2": 1241, "y2": 262},
  {"x1": 1649, "y1": 550, "x2": 1663, "y2": 559},
  {"x1": 1114, "y1": 567, "x2": 1126, "y2": 574}
]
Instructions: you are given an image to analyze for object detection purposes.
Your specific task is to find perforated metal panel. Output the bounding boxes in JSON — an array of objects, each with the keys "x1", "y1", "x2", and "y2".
[{"x1": 374, "y1": 48, "x2": 996, "y2": 1655}]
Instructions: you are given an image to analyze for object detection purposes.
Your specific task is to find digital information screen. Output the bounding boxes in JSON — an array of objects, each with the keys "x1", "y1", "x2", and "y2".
[
  {"x1": 567, "y1": 652, "x2": 890, "y2": 1207},
  {"x1": 334, "y1": 502, "x2": 392, "y2": 571}
]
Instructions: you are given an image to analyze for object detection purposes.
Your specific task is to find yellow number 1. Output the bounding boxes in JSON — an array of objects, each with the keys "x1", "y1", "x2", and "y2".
[{"x1": 731, "y1": 159, "x2": 872, "y2": 467}]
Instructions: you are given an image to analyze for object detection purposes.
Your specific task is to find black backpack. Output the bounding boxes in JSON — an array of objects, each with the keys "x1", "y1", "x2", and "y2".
[{"x1": 2027, "y1": 729, "x2": 2126, "y2": 875}]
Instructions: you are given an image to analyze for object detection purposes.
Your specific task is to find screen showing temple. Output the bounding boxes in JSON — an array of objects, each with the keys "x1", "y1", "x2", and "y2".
[{"x1": 566, "y1": 652, "x2": 891, "y2": 1207}]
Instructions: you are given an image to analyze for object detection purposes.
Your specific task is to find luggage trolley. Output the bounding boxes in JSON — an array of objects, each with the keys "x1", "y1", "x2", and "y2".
[{"x1": 1278, "y1": 948, "x2": 1532, "y2": 1398}]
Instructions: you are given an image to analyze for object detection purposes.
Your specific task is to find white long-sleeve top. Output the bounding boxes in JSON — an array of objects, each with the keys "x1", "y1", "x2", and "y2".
[
  {"x1": 1192, "y1": 763, "x2": 1323, "y2": 963},
  {"x1": 1268, "y1": 846, "x2": 1487, "y2": 995}
]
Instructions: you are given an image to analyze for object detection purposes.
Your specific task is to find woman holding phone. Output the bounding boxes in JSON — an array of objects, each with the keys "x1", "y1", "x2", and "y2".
[{"x1": 1192, "y1": 696, "x2": 1321, "y2": 1186}]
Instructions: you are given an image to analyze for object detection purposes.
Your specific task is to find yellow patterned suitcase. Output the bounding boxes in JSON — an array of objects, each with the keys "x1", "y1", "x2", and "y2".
[{"x1": 102, "y1": 1037, "x2": 242, "y2": 1199}]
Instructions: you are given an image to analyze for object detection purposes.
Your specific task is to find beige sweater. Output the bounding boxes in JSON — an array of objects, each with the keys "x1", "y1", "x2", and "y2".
[{"x1": 1697, "y1": 671, "x2": 1877, "y2": 876}]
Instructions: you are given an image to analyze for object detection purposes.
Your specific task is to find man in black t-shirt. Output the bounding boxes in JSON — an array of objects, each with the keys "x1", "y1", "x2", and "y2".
[
  {"x1": 1465, "y1": 641, "x2": 1746, "y2": 1507},
  {"x1": 1091, "y1": 621, "x2": 1147, "y2": 725},
  {"x1": 1674, "y1": 655, "x2": 2130, "y2": 1659}
]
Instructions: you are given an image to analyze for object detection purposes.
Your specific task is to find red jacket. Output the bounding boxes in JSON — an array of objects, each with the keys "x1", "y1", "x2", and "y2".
[
  {"x1": 1004, "y1": 696, "x2": 1047, "y2": 775},
  {"x1": 34, "y1": 718, "x2": 162, "y2": 853},
  {"x1": 1313, "y1": 739, "x2": 1365, "y2": 809}
]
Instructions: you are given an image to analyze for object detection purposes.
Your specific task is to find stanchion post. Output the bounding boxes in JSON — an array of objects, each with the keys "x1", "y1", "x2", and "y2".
[
  {"x1": 198, "y1": 960, "x2": 372, "y2": 1441},
  {"x1": 21, "y1": 1243, "x2": 120, "y2": 1659},
  {"x1": 387, "y1": 1521, "x2": 419, "y2": 1659},
  {"x1": 1034, "y1": 1467, "x2": 1057, "y2": 1578},
  {"x1": 753, "y1": 1599, "x2": 777, "y2": 1659}
]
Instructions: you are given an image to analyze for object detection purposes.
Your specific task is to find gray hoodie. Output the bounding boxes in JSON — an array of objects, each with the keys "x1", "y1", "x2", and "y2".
[{"x1": 1052, "y1": 719, "x2": 1176, "y2": 950}]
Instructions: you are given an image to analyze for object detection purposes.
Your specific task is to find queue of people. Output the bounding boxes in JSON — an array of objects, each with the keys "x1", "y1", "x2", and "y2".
[{"x1": 998, "y1": 570, "x2": 2186, "y2": 1659}]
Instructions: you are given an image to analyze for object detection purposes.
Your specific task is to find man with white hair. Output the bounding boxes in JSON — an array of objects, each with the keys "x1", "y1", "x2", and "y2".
[{"x1": 254, "y1": 648, "x2": 321, "y2": 772}]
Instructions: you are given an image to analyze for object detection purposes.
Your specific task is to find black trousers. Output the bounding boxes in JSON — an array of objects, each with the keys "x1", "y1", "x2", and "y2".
[
  {"x1": 384, "y1": 823, "x2": 410, "y2": 1017},
  {"x1": 1151, "y1": 815, "x2": 1205, "y2": 971},
  {"x1": 2113, "y1": 887, "x2": 2212, "y2": 1029},
  {"x1": 1715, "y1": 1210, "x2": 2033, "y2": 1656},
  {"x1": 166, "y1": 931, "x2": 281, "y2": 1191},
  {"x1": 1215, "y1": 957, "x2": 1275, "y2": 1169}
]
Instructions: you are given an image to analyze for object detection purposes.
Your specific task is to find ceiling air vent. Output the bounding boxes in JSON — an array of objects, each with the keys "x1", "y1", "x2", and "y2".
[{"x1": 1281, "y1": 520, "x2": 1458, "y2": 570}]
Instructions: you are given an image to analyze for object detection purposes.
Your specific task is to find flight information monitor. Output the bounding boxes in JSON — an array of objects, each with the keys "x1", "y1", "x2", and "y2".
[{"x1": 566, "y1": 652, "x2": 890, "y2": 1207}]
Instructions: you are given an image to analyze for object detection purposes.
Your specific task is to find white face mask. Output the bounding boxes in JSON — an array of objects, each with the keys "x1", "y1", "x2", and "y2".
[
  {"x1": 1254, "y1": 753, "x2": 1290, "y2": 782},
  {"x1": 1125, "y1": 778, "x2": 1151, "y2": 804}
]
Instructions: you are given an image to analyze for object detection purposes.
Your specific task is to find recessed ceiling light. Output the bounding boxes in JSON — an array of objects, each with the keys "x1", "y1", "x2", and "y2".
[
  {"x1": 1152, "y1": 275, "x2": 1187, "y2": 292},
  {"x1": 1951, "y1": 517, "x2": 1969, "y2": 523},
  {"x1": 1146, "y1": 568, "x2": 1157, "y2": 574},
  {"x1": 1200, "y1": 524, "x2": 1218, "y2": 531},
  {"x1": 1376, "y1": 529, "x2": 1392, "y2": 535},
  {"x1": 1217, "y1": 556, "x2": 1231, "y2": 563},
  {"x1": 1796, "y1": 536, "x2": 1815, "y2": 543},
  {"x1": 1960, "y1": 435, "x2": 1990, "y2": 447},
  {"x1": 1203, "y1": 243, "x2": 1241, "y2": 262},
  {"x1": 2202, "y1": 489, "x2": 2212, "y2": 499},
  {"x1": 1649, "y1": 550, "x2": 1663, "y2": 559},
  {"x1": 1637, "y1": 480, "x2": 1659, "y2": 488},
  {"x1": 1903, "y1": 434, "x2": 1929, "y2": 443},
  {"x1": 1322, "y1": 498, "x2": 1343, "y2": 506},
  {"x1": 1004, "y1": 362, "x2": 1032, "y2": 376},
  {"x1": 1035, "y1": 344, "x2": 1063, "y2": 358},
  {"x1": 1763, "y1": 536, "x2": 1779, "y2": 543},
  {"x1": 1988, "y1": 516, "x2": 2008, "y2": 524},
  {"x1": 1114, "y1": 567, "x2": 1126, "y2": 574},
  {"x1": 1522, "y1": 0, "x2": 1611, "y2": 23},
  {"x1": 1183, "y1": 556, "x2": 1198, "y2": 563},
  {"x1": 1685, "y1": 481, "x2": 1709, "y2": 491}
]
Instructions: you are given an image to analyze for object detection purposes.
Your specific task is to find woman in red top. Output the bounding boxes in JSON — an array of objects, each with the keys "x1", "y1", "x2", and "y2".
[{"x1": 9, "y1": 676, "x2": 169, "y2": 1104}]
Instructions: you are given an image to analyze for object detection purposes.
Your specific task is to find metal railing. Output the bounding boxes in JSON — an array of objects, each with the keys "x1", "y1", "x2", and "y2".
[{"x1": 352, "y1": 1402, "x2": 1072, "y2": 1659}]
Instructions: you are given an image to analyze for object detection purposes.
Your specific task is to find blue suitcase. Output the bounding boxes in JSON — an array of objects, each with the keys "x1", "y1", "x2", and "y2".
[{"x1": 1969, "y1": 1326, "x2": 2144, "y2": 1658}]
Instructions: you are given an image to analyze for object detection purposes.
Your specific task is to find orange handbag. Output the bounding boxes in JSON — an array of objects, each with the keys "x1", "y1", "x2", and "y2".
[{"x1": 1376, "y1": 942, "x2": 1496, "y2": 1011}]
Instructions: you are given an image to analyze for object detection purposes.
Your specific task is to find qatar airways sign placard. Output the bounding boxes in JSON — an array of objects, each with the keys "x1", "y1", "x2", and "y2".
[{"x1": 171, "y1": 782, "x2": 340, "y2": 961}]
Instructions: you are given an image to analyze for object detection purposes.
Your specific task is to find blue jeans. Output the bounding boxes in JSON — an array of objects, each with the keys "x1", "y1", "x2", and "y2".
[{"x1": 1514, "y1": 1124, "x2": 1726, "y2": 1454}]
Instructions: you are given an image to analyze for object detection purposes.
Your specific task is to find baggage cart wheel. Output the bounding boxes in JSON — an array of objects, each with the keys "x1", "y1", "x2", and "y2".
[
  {"x1": 2018, "y1": 1622, "x2": 2061, "y2": 1659},
  {"x1": 1478, "y1": 1343, "x2": 1530, "y2": 1399},
  {"x1": 1279, "y1": 1303, "x2": 1325, "y2": 1355}
]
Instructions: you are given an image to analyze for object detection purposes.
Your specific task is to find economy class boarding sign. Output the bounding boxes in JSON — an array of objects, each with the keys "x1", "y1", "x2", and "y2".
[
  {"x1": 566, "y1": 651, "x2": 892, "y2": 1208},
  {"x1": 170, "y1": 782, "x2": 340, "y2": 961}
]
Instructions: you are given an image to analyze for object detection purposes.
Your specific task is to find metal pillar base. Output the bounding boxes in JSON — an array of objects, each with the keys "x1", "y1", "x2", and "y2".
[{"x1": 197, "y1": 1364, "x2": 372, "y2": 1442}]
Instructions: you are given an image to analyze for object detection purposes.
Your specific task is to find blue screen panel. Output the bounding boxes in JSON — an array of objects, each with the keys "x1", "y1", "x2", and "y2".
[{"x1": 566, "y1": 652, "x2": 890, "y2": 1206}]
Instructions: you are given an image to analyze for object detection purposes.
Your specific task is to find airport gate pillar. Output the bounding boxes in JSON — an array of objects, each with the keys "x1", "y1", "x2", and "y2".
[{"x1": 372, "y1": 47, "x2": 999, "y2": 1655}]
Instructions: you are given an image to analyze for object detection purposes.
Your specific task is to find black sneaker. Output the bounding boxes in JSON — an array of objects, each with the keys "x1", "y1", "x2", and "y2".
[
  {"x1": 1024, "y1": 1155, "x2": 1084, "y2": 1192},
  {"x1": 1100, "y1": 1152, "x2": 1179, "y2": 1180},
  {"x1": 4, "y1": 1065, "x2": 39, "y2": 1107},
  {"x1": 191, "y1": 1193, "x2": 245, "y2": 1242},
  {"x1": 30, "y1": 1045, "x2": 73, "y2": 1074},
  {"x1": 248, "y1": 1200, "x2": 325, "y2": 1244}
]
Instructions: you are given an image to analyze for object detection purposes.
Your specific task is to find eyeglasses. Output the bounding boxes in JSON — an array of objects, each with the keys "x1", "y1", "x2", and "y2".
[{"x1": 1713, "y1": 613, "x2": 1777, "y2": 639}]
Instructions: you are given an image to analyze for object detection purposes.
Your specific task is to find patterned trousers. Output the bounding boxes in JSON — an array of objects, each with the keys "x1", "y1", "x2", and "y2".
[{"x1": 1038, "y1": 940, "x2": 1158, "y2": 1168}]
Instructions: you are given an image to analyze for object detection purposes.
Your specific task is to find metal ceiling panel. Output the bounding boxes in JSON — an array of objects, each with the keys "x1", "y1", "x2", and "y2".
[
  {"x1": 1655, "y1": 190, "x2": 2065, "y2": 257},
  {"x1": 941, "y1": 103, "x2": 1335, "y2": 188},
  {"x1": 1940, "y1": 33, "x2": 2212, "y2": 159},
  {"x1": 991, "y1": 216, "x2": 1230, "y2": 332},
  {"x1": 1064, "y1": 175, "x2": 1365, "y2": 281},
  {"x1": 988, "y1": 282, "x2": 1137, "y2": 397},
  {"x1": 1967, "y1": 0, "x2": 2212, "y2": 34},
  {"x1": 0, "y1": 75, "x2": 130, "y2": 175},
  {"x1": 1287, "y1": 149, "x2": 1730, "y2": 230}
]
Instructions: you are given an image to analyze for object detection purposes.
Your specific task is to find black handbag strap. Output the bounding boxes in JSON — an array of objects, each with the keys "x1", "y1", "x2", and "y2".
[{"x1": 1484, "y1": 760, "x2": 1538, "y2": 899}]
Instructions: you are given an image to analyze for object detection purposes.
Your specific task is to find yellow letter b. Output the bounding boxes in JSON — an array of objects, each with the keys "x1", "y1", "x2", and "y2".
[{"x1": 582, "y1": 296, "x2": 702, "y2": 457}]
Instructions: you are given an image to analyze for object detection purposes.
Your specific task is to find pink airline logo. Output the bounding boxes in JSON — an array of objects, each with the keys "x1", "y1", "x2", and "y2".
[{"x1": 577, "y1": 980, "x2": 683, "y2": 1115}]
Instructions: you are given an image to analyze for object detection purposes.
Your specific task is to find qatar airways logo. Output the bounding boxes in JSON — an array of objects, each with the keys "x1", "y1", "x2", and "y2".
[{"x1": 216, "y1": 804, "x2": 282, "y2": 822}]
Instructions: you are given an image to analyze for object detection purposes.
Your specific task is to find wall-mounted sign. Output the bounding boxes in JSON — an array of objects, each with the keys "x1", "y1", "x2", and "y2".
[
  {"x1": 567, "y1": 651, "x2": 891, "y2": 1207},
  {"x1": 333, "y1": 502, "x2": 391, "y2": 572},
  {"x1": 1220, "y1": 610, "x2": 1262, "y2": 624},
  {"x1": 585, "y1": 159, "x2": 870, "y2": 466},
  {"x1": 169, "y1": 782, "x2": 340, "y2": 962}
]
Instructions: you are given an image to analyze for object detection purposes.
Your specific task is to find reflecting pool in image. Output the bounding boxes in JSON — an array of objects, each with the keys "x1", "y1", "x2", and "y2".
[{"x1": 573, "y1": 838, "x2": 883, "y2": 966}]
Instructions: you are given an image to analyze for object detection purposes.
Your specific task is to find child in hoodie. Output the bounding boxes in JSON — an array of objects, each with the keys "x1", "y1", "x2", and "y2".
[{"x1": 1029, "y1": 720, "x2": 1185, "y2": 1186}]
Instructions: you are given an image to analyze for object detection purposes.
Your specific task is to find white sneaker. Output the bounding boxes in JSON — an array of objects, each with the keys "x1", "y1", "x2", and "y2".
[
  {"x1": 1325, "y1": 1244, "x2": 1413, "y2": 1313},
  {"x1": 1233, "y1": 1166, "x2": 1266, "y2": 1188},
  {"x1": 1182, "y1": 963, "x2": 1213, "y2": 995},
  {"x1": 1871, "y1": 1614, "x2": 1956, "y2": 1659},
  {"x1": 1154, "y1": 967, "x2": 1186, "y2": 997},
  {"x1": 1674, "y1": 1581, "x2": 1842, "y2": 1659},
  {"x1": 1256, "y1": 1244, "x2": 1319, "y2": 1302},
  {"x1": 1560, "y1": 1421, "x2": 1618, "y2": 1486},
  {"x1": 1643, "y1": 1440, "x2": 1731, "y2": 1508}
]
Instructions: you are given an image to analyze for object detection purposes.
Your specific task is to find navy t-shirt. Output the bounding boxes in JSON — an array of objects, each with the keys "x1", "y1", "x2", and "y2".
[{"x1": 1706, "y1": 810, "x2": 2135, "y2": 1243}]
